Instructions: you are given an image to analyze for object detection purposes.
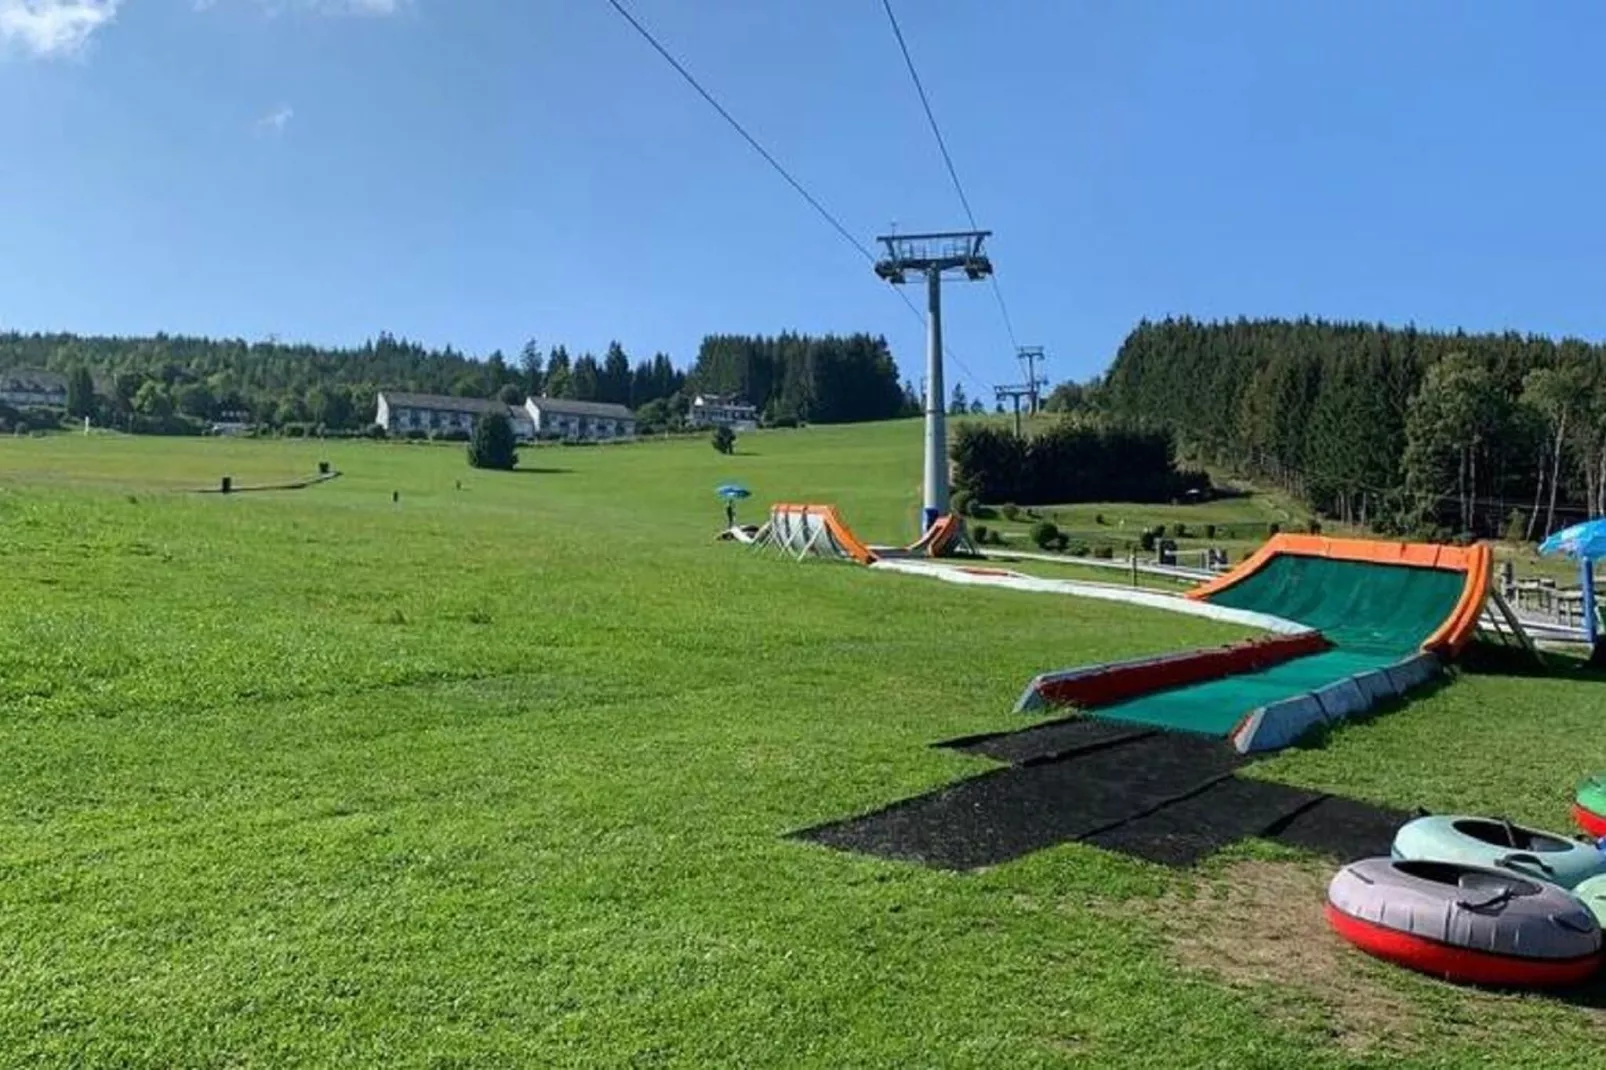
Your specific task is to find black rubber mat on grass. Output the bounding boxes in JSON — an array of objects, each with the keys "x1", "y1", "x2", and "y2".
[
  {"x1": 1082, "y1": 776, "x2": 1324, "y2": 866},
  {"x1": 944, "y1": 717, "x2": 1155, "y2": 765},
  {"x1": 795, "y1": 731, "x2": 1245, "y2": 869},
  {"x1": 1267, "y1": 794, "x2": 1414, "y2": 863},
  {"x1": 795, "y1": 719, "x2": 1408, "y2": 871}
]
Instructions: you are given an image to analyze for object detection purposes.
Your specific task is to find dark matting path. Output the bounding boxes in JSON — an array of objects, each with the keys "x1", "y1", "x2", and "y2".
[{"x1": 793, "y1": 716, "x2": 1411, "y2": 871}]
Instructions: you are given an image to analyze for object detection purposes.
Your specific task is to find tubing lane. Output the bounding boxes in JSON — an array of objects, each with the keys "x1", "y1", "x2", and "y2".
[{"x1": 867, "y1": 558, "x2": 1313, "y2": 635}]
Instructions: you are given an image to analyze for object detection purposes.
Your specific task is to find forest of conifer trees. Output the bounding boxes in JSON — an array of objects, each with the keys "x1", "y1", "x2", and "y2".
[
  {"x1": 0, "y1": 328, "x2": 912, "y2": 436},
  {"x1": 1100, "y1": 318, "x2": 1606, "y2": 540}
]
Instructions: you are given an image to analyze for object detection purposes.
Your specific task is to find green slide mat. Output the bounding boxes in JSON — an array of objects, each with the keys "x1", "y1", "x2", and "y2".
[{"x1": 1091, "y1": 556, "x2": 1466, "y2": 736}]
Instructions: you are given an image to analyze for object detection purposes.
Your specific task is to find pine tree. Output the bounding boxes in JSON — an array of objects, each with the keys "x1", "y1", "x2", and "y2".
[
  {"x1": 66, "y1": 366, "x2": 95, "y2": 420},
  {"x1": 519, "y1": 339, "x2": 544, "y2": 396},
  {"x1": 949, "y1": 383, "x2": 968, "y2": 415}
]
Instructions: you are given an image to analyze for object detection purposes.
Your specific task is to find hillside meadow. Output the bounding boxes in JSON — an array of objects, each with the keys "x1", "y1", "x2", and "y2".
[{"x1": 3, "y1": 421, "x2": 1606, "y2": 1067}]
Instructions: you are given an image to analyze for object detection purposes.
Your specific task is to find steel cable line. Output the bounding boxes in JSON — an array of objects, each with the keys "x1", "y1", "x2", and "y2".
[
  {"x1": 879, "y1": 0, "x2": 1023, "y2": 357},
  {"x1": 602, "y1": 0, "x2": 987, "y2": 393}
]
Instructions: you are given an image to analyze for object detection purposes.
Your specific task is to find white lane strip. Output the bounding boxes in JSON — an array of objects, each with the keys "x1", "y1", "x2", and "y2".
[{"x1": 868, "y1": 557, "x2": 1312, "y2": 636}]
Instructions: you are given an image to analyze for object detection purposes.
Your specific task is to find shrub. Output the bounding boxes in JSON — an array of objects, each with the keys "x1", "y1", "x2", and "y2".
[
  {"x1": 435, "y1": 429, "x2": 471, "y2": 443},
  {"x1": 1030, "y1": 520, "x2": 1060, "y2": 550},
  {"x1": 284, "y1": 424, "x2": 306, "y2": 439},
  {"x1": 1092, "y1": 545, "x2": 1115, "y2": 560},
  {"x1": 972, "y1": 523, "x2": 989, "y2": 544},
  {"x1": 363, "y1": 423, "x2": 388, "y2": 440},
  {"x1": 1204, "y1": 523, "x2": 1216, "y2": 539},
  {"x1": 1504, "y1": 509, "x2": 1529, "y2": 544},
  {"x1": 468, "y1": 411, "x2": 518, "y2": 471},
  {"x1": 951, "y1": 489, "x2": 975, "y2": 518},
  {"x1": 1139, "y1": 529, "x2": 1158, "y2": 552},
  {"x1": 1094, "y1": 513, "x2": 1106, "y2": 526},
  {"x1": 711, "y1": 425, "x2": 735, "y2": 455},
  {"x1": 1306, "y1": 519, "x2": 1322, "y2": 535},
  {"x1": 1001, "y1": 503, "x2": 1022, "y2": 522},
  {"x1": 1053, "y1": 533, "x2": 1071, "y2": 552},
  {"x1": 1069, "y1": 542, "x2": 1090, "y2": 557},
  {"x1": 1268, "y1": 522, "x2": 1281, "y2": 537},
  {"x1": 405, "y1": 428, "x2": 428, "y2": 441},
  {"x1": 1172, "y1": 522, "x2": 1188, "y2": 539}
]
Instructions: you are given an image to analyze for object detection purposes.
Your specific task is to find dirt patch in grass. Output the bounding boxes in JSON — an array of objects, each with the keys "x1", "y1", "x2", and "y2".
[
  {"x1": 1115, "y1": 859, "x2": 1429, "y2": 1051},
  {"x1": 1109, "y1": 858, "x2": 1606, "y2": 1053}
]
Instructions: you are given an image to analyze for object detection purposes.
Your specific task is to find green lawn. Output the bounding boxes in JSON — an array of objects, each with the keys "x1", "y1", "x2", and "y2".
[{"x1": 3, "y1": 422, "x2": 1606, "y2": 1067}]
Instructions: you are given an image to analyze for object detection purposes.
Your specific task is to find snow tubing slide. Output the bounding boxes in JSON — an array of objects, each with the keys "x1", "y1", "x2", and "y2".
[
  {"x1": 759, "y1": 503, "x2": 879, "y2": 564},
  {"x1": 1327, "y1": 857, "x2": 1603, "y2": 987},
  {"x1": 757, "y1": 504, "x2": 963, "y2": 564},
  {"x1": 1009, "y1": 535, "x2": 1491, "y2": 752},
  {"x1": 1574, "y1": 773, "x2": 1606, "y2": 839},
  {"x1": 1191, "y1": 535, "x2": 1493, "y2": 753},
  {"x1": 1392, "y1": 815, "x2": 1606, "y2": 890}
]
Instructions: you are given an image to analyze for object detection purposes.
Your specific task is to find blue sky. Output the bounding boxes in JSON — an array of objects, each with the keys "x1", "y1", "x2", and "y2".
[{"x1": 3, "y1": 1, "x2": 1606, "y2": 391}]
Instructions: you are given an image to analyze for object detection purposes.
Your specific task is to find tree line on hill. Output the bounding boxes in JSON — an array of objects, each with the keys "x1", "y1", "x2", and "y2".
[
  {"x1": 1089, "y1": 317, "x2": 1606, "y2": 541},
  {"x1": 950, "y1": 421, "x2": 1205, "y2": 506},
  {"x1": 687, "y1": 333, "x2": 916, "y2": 424},
  {"x1": 0, "y1": 328, "x2": 916, "y2": 436}
]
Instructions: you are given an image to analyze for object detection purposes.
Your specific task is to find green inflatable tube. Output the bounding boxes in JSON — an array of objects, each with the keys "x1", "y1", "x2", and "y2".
[
  {"x1": 1576, "y1": 873, "x2": 1606, "y2": 929},
  {"x1": 1392, "y1": 815, "x2": 1606, "y2": 889},
  {"x1": 1576, "y1": 774, "x2": 1606, "y2": 838}
]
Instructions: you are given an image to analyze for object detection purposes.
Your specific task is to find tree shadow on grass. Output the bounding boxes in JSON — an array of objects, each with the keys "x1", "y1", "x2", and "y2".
[
  {"x1": 1457, "y1": 641, "x2": 1606, "y2": 682},
  {"x1": 509, "y1": 467, "x2": 575, "y2": 475}
]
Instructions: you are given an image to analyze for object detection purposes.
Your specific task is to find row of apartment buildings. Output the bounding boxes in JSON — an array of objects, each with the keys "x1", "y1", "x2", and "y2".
[
  {"x1": 3, "y1": 367, "x2": 760, "y2": 441},
  {"x1": 0, "y1": 370, "x2": 69, "y2": 409},
  {"x1": 375, "y1": 392, "x2": 638, "y2": 442},
  {"x1": 375, "y1": 391, "x2": 760, "y2": 441}
]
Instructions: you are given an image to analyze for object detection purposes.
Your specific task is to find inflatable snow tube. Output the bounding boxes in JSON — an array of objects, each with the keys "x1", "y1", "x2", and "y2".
[
  {"x1": 1327, "y1": 858, "x2": 1603, "y2": 987},
  {"x1": 1575, "y1": 873, "x2": 1606, "y2": 929},
  {"x1": 1391, "y1": 815, "x2": 1606, "y2": 889},
  {"x1": 1574, "y1": 774, "x2": 1606, "y2": 839}
]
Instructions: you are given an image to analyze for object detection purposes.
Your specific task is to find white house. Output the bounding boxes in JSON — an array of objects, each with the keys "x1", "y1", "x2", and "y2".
[
  {"x1": 507, "y1": 406, "x2": 536, "y2": 442},
  {"x1": 375, "y1": 391, "x2": 531, "y2": 440},
  {"x1": 689, "y1": 393, "x2": 759, "y2": 431},
  {"x1": 0, "y1": 370, "x2": 69, "y2": 409},
  {"x1": 524, "y1": 397, "x2": 636, "y2": 442}
]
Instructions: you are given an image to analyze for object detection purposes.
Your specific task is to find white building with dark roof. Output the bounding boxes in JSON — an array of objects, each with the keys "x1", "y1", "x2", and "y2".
[
  {"x1": 374, "y1": 390, "x2": 633, "y2": 443},
  {"x1": 375, "y1": 392, "x2": 531, "y2": 439},
  {"x1": 0, "y1": 370, "x2": 69, "y2": 409},
  {"x1": 523, "y1": 397, "x2": 636, "y2": 442},
  {"x1": 689, "y1": 394, "x2": 758, "y2": 431}
]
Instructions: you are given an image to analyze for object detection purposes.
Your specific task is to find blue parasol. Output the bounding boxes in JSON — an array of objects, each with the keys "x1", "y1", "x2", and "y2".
[
  {"x1": 1540, "y1": 519, "x2": 1606, "y2": 562},
  {"x1": 1539, "y1": 519, "x2": 1606, "y2": 646},
  {"x1": 716, "y1": 484, "x2": 751, "y2": 500}
]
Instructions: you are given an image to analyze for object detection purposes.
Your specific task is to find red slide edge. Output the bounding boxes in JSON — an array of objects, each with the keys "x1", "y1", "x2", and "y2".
[{"x1": 1034, "y1": 631, "x2": 1330, "y2": 710}]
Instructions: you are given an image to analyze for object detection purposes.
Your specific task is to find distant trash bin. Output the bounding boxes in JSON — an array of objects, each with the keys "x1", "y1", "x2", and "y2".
[{"x1": 221, "y1": 476, "x2": 232, "y2": 494}]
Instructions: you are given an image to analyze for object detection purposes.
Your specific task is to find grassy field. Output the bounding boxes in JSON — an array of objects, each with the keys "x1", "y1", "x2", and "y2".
[{"x1": 4, "y1": 421, "x2": 1606, "y2": 1067}]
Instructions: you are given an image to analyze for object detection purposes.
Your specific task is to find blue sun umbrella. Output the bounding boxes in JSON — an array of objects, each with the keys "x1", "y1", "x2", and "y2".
[
  {"x1": 715, "y1": 484, "x2": 751, "y2": 500},
  {"x1": 1539, "y1": 519, "x2": 1606, "y2": 647},
  {"x1": 1540, "y1": 519, "x2": 1606, "y2": 562}
]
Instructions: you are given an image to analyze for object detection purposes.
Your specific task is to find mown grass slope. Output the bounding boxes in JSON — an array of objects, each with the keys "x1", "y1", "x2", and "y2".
[{"x1": 2, "y1": 422, "x2": 1605, "y2": 1067}]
